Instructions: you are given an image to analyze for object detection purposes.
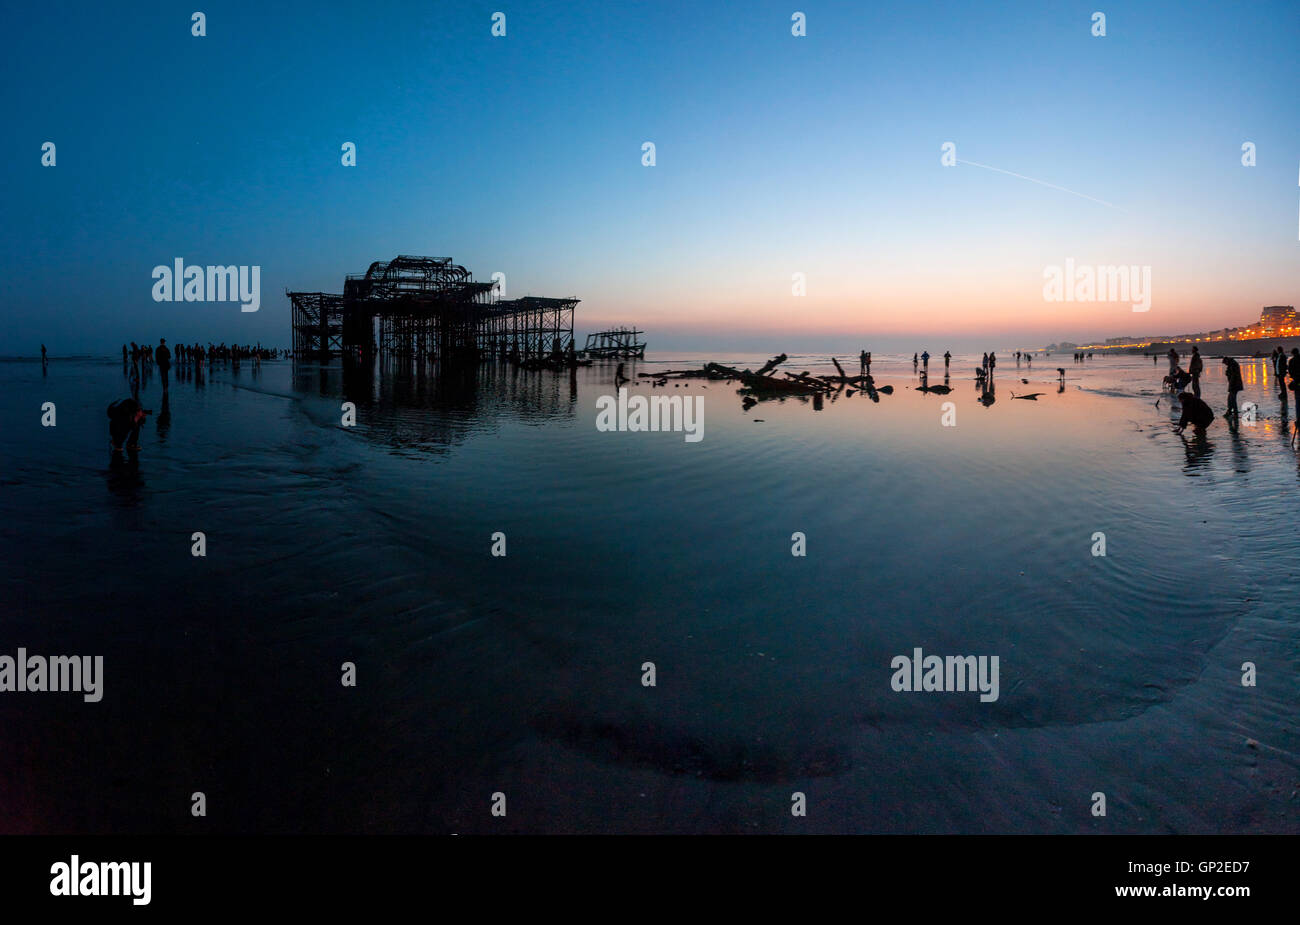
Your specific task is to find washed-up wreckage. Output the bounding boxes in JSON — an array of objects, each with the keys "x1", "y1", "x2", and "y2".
[{"x1": 638, "y1": 354, "x2": 895, "y2": 405}]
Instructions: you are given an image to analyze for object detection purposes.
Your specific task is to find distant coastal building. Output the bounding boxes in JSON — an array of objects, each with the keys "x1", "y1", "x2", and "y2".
[
  {"x1": 1064, "y1": 304, "x2": 1298, "y2": 353},
  {"x1": 1259, "y1": 305, "x2": 1297, "y2": 336}
]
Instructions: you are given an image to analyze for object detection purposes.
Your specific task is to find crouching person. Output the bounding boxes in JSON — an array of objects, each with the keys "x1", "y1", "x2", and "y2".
[
  {"x1": 107, "y1": 398, "x2": 148, "y2": 452},
  {"x1": 1173, "y1": 391, "x2": 1215, "y2": 435}
]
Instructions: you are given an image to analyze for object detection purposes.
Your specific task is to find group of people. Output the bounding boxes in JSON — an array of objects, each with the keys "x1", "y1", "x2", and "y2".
[
  {"x1": 1071, "y1": 352, "x2": 1093, "y2": 363},
  {"x1": 915, "y1": 350, "x2": 956, "y2": 371},
  {"x1": 907, "y1": 351, "x2": 955, "y2": 373},
  {"x1": 1168, "y1": 343, "x2": 1300, "y2": 435},
  {"x1": 880, "y1": 349, "x2": 1044, "y2": 379},
  {"x1": 122, "y1": 340, "x2": 287, "y2": 390},
  {"x1": 853, "y1": 350, "x2": 1043, "y2": 378},
  {"x1": 124, "y1": 341, "x2": 284, "y2": 369},
  {"x1": 111, "y1": 338, "x2": 287, "y2": 452}
]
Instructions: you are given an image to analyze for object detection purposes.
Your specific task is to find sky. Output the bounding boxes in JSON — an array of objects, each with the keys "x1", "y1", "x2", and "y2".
[{"x1": 3, "y1": 0, "x2": 1298, "y2": 354}]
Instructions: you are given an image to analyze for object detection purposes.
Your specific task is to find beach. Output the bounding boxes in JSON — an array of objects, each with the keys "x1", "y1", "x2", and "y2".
[{"x1": 1, "y1": 353, "x2": 1297, "y2": 834}]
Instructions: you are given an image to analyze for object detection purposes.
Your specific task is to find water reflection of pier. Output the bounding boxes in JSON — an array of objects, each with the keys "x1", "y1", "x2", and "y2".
[{"x1": 293, "y1": 358, "x2": 580, "y2": 457}]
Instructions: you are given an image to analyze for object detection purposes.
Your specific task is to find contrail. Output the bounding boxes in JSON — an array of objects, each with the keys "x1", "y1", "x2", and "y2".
[{"x1": 956, "y1": 158, "x2": 1124, "y2": 211}]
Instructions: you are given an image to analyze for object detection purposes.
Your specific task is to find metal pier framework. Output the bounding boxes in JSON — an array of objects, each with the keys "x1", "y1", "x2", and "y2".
[
  {"x1": 581, "y1": 326, "x2": 646, "y2": 358},
  {"x1": 290, "y1": 256, "x2": 578, "y2": 362}
]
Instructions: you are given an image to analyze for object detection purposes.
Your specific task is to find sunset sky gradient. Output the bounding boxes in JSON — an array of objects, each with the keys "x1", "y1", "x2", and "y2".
[{"x1": 3, "y1": 0, "x2": 1298, "y2": 353}]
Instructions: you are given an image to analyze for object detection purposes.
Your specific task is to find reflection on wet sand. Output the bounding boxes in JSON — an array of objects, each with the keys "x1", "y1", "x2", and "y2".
[
  {"x1": 1179, "y1": 432, "x2": 1215, "y2": 473},
  {"x1": 5, "y1": 354, "x2": 1299, "y2": 834},
  {"x1": 292, "y1": 358, "x2": 580, "y2": 457}
]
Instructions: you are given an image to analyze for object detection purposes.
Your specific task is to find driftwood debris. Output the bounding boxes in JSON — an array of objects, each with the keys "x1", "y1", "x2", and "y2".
[
  {"x1": 707, "y1": 357, "x2": 826, "y2": 394},
  {"x1": 754, "y1": 353, "x2": 788, "y2": 377},
  {"x1": 634, "y1": 354, "x2": 895, "y2": 401}
]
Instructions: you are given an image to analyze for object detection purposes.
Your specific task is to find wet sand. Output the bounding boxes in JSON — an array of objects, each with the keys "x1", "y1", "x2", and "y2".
[{"x1": 1, "y1": 354, "x2": 1296, "y2": 833}]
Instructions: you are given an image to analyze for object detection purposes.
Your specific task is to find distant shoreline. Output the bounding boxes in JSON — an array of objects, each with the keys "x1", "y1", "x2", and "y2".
[
  {"x1": 1076, "y1": 334, "x2": 1300, "y2": 358},
  {"x1": 7, "y1": 342, "x2": 1299, "y2": 363}
]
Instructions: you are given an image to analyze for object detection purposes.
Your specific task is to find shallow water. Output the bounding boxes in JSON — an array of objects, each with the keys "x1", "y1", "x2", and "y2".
[{"x1": 1, "y1": 352, "x2": 1296, "y2": 833}]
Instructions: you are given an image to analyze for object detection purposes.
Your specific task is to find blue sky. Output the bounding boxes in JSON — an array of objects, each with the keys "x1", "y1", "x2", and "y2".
[{"x1": 3, "y1": 0, "x2": 1297, "y2": 353}]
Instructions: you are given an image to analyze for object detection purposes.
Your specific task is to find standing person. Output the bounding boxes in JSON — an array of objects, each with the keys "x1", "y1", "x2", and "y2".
[
  {"x1": 981, "y1": 352, "x2": 989, "y2": 372},
  {"x1": 912, "y1": 353, "x2": 918, "y2": 371},
  {"x1": 1277, "y1": 347, "x2": 1289, "y2": 409},
  {"x1": 1289, "y1": 348, "x2": 1300, "y2": 399},
  {"x1": 1188, "y1": 345, "x2": 1203, "y2": 398},
  {"x1": 859, "y1": 350, "x2": 867, "y2": 375},
  {"x1": 1167, "y1": 347, "x2": 1179, "y2": 378},
  {"x1": 1025, "y1": 353, "x2": 1031, "y2": 368},
  {"x1": 1221, "y1": 356, "x2": 1243, "y2": 418},
  {"x1": 864, "y1": 352, "x2": 871, "y2": 375},
  {"x1": 40, "y1": 344, "x2": 47, "y2": 368},
  {"x1": 943, "y1": 350, "x2": 951, "y2": 370},
  {"x1": 156, "y1": 338, "x2": 172, "y2": 390},
  {"x1": 988, "y1": 352, "x2": 996, "y2": 377},
  {"x1": 1153, "y1": 354, "x2": 1158, "y2": 366},
  {"x1": 122, "y1": 344, "x2": 128, "y2": 365},
  {"x1": 921, "y1": 350, "x2": 930, "y2": 371}
]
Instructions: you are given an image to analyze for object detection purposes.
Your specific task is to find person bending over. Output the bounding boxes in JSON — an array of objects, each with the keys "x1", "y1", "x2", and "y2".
[
  {"x1": 107, "y1": 398, "x2": 148, "y2": 451},
  {"x1": 1174, "y1": 391, "x2": 1214, "y2": 435}
]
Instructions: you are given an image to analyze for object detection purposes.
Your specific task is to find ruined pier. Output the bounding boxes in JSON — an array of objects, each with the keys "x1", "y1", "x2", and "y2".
[{"x1": 290, "y1": 255, "x2": 578, "y2": 363}]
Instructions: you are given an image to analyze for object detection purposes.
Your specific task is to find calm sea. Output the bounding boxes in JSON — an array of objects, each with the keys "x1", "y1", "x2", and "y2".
[{"x1": 1, "y1": 351, "x2": 1296, "y2": 833}]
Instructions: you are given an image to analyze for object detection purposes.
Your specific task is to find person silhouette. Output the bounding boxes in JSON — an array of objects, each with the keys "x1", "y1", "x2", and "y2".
[
  {"x1": 156, "y1": 338, "x2": 172, "y2": 390},
  {"x1": 107, "y1": 398, "x2": 148, "y2": 452},
  {"x1": 1221, "y1": 356, "x2": 1243, "y2": 418},
  {"x1": 1188, "y1": 346, "x2": 1203, "y2": 398},
  {"x1": 1174, "y1": 391, "x2": 1215, "y2": 435}
]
